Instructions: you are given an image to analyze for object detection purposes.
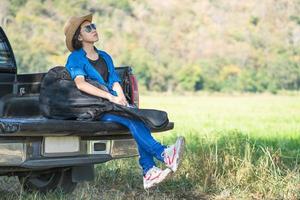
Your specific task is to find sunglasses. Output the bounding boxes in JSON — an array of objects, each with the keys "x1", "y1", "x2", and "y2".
[{"x1": 83, "y1": 23, "x2": 97, "y2": 33}]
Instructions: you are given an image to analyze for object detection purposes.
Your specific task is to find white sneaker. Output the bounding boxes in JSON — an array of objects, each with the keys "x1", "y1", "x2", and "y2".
[
  {"x1": 162, "y1": 136, "x2": 185, "y2": 172},
  {"x1": 143, "y1": 166, "x2": 172, "y2": 189}
]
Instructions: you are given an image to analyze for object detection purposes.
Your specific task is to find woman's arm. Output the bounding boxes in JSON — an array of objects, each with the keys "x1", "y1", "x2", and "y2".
[{"x1": 74, "y1": 76, "x2": 125, "y2": 105}]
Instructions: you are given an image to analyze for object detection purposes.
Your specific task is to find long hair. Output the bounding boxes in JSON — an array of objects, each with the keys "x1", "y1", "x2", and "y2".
[{"x1": 72, "y1": 26, "x2": 82, "y2": 50}]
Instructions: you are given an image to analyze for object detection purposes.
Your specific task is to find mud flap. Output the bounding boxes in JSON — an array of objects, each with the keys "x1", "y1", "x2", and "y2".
[{"x1": 71, "y1": 164, "x2": 95, "y2": 182}]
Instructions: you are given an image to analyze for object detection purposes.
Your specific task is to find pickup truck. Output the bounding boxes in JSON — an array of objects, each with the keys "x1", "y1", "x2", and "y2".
[{"x1": 0, "y1": 26, "x2": 174, "y2": 193}]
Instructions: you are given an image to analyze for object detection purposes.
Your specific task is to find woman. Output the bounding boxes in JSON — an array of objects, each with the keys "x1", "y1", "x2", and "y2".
[{"x1": 63, "y1": 13, "x2": 185, "y2": 189}]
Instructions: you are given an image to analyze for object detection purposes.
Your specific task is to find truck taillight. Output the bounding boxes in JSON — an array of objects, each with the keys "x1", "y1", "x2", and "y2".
[{"x1": 129, "y1": 75, "x2": 139, "y2": 108}]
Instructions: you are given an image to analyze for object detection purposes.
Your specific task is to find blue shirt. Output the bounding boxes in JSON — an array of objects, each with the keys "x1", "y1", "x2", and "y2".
[{"x1": 65, "y1": 46, "x2": 121, "y2": 96}]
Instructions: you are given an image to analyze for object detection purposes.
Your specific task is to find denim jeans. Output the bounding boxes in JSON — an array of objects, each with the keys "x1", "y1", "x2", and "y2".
[{"x1": 99, "y1": 113, "x2": 167, "y2": 175}]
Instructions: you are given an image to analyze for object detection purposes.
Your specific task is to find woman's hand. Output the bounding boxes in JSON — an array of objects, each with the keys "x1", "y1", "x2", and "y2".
[
  {"x1": 119, "y1": 96, "x2": 129, "y2": 106},
  {"x1": 108, "y1": 95, "x2": 128, "y2": 106},
  {"x1": 112, "y1": 82, "x2": 129, "y2": 106}
]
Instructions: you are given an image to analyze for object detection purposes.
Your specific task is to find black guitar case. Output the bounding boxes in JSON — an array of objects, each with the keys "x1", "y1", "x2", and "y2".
[{"x1": 39, "y1": 66, "x2": 169, "y2": 130}]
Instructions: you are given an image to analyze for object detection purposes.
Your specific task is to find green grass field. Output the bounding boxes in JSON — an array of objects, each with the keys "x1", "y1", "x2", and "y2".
[{"x1": 1, "y1": 94, "x2": 300, "y2": 199}]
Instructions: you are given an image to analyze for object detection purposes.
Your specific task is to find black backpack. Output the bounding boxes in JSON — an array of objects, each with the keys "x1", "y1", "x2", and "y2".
[{"x1": 39, "y1": 66, "x2": 169, "y2": 130}]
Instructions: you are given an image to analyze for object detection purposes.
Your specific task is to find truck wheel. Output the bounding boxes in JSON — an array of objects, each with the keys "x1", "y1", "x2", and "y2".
[
  {"x1": 18, "y1": 168, "x2": 77, "y2": 193},
  {"x1": 18, "y1": 170, "x2": 62, "y2": 193}
]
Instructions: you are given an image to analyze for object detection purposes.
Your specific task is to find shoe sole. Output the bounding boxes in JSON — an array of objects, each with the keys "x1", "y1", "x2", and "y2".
[
  {"x1": 172, "y1": 136, "x2": 185, "y2": 172},
  {"x1": 144, "y1": 169, "x2": 172, "y2": 190}
]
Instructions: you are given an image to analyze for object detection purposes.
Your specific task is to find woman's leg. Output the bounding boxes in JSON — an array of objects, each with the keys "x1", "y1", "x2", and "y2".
[
  {"x1": 99, "y1": 113, "x2": 166, "y2": 174},
  {"x1": 135, "y1": 142, "x2": 156, "y2": 175}
]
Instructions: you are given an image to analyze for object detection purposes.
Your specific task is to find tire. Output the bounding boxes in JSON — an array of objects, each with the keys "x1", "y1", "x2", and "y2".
[{"x1": 18, "y1": 168, "x2": 77, "y2": 193}]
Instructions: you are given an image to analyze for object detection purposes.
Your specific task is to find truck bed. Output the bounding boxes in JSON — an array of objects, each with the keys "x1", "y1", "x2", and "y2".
[{"x1": 0, "y1": 67, "x2": 173, "y2": 137}]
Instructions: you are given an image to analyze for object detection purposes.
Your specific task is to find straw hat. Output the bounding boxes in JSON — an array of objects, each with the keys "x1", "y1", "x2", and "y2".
[{"x1": 63, "y1": 13, "x2": 93, "y2": 52}]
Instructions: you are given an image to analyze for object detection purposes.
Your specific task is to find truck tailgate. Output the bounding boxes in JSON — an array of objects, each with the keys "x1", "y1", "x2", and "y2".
[{"x1": 0, "y1": 117, "x2": 174, "y2": 137}]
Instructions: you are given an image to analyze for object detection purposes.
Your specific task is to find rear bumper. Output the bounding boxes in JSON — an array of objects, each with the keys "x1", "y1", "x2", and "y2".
[
  {"x1": 0, "y1": 137, "x2": 138, "y2": 169},
  {"x1": 21, "y1": 154, "x2": 113, "y2": 169}
]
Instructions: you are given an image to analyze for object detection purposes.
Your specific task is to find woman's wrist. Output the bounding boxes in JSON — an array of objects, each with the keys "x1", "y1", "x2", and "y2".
[{"x1": 103, "y1": 93, "x2": 113, "y2": 101}]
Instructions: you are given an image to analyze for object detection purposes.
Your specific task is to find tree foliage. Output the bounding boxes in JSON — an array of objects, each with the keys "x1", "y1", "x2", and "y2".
[{"x1": 1, "y1": 0, "x2": 300, "y2": 93}]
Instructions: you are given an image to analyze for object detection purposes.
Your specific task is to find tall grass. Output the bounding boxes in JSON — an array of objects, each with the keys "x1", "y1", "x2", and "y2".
[
  {"x1": 0, "y1": 94, "x2": 300, "y2": 199},
  {"x1": 140, "y1": 94, "x2": 300, "y2": 199}
]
